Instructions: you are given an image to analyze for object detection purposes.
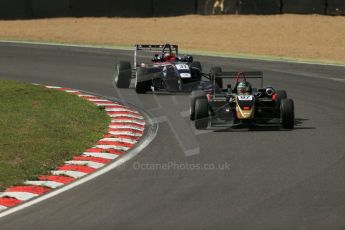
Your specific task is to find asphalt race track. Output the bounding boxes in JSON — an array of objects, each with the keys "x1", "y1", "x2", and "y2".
[{"x1": 0, "y1": 42, "x2": 345, "y2": 230}]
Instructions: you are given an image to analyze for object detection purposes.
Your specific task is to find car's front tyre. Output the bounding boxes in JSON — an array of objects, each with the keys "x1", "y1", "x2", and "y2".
[
  {"x1": 195, "y1": 98, "x2": 209, "y2": 129},
  {"x1": 190, "y1": 91, "x2": 207, "y2": 121},
  {"x1": 280, "y1": 99, "x2": 294, "y2": 129},
  {"x1": 115, "y1": 61, "x2": 131, "y2": 88}
]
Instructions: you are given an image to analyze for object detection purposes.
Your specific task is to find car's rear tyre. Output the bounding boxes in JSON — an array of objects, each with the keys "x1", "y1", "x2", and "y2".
[
  {"x1": 115, "y1": 61, "x2": 131, "y2": 88},
  {"x1": 280, "y1": 99, "x2": 294, "y2": 129},
  {"x1": 190, "y1": 91, "x2": 207, "y2": 120},
  {"x1": 195, "y1": 98, "x2": 209, "y2": 129},
  {"x1": 210, "y1": 66, "x2": 223, "y2": 88}
]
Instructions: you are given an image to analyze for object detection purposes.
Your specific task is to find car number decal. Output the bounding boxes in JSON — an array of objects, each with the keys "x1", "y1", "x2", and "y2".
[
  {"x1": 176, "y1": 64, "x2": 189, "y2": 70},
  {"x1": 237, "y1": 95, "x2": 253, "y2": 101}
]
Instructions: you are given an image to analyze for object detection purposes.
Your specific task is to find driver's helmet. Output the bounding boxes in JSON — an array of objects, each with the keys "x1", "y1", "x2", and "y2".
[
  {"x1": 237, "y1": 81, "x2": 252, "y2": 94},
  {"x1": 163, "y1": 52, "x2": 176, "y2": 62}
]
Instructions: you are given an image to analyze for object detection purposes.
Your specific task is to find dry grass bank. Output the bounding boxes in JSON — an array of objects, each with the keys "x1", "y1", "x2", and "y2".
[{"x1": 0, "y1": 15, "x2": 344, "y2": 61}]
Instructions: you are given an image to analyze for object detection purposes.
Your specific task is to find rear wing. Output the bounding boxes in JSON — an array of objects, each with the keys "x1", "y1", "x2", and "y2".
[
  {"x1": 212, "y1": 71, "x2": 264, "y2": 96},
  {"x1": 134, "y1": 44, "x2": 178, "y2": 68},
  {"x1": 214, "y1": 71, "x2": 263, "y2": 78}
]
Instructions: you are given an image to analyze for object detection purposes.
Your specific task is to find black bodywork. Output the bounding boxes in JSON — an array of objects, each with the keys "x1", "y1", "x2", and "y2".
[
  {"x1": 134, "y1": 44, "x2": 205, "y2": 93},
  {"x1": 115, "y1": 43, "x2": 219, "y2": 93},
  {"x1": 194, "y1": 71, "x2": 287, "y2": 127}
]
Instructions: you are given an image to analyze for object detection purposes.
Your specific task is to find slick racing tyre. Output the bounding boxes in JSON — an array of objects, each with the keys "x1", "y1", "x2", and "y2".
[
  {"x1": 195, "y1": 98, "x2": 209, "y2": 129},
  {"x1": 275, "y1": 90, "x2": 287, "y2": 117},
  {"x1": 280, "y1": 99, "x2": 294, "y2": 129},
  {"x1": 190, "y1": 91, "x2": 207, "y2": 120},
  {"x1": 115, "y1": 61, "x2": 132, "y2": 88},
  {"x1": 210, "y1": 66, "x2": 223, "y2": 88}
]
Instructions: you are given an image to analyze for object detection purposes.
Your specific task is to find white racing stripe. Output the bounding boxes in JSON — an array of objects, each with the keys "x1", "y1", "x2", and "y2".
[
  {"x1": 45, "y1": 86, "x2": 61, "y2": 89},
  {"x1": 109, "y1": 125, "x2": 144, "y2": 131},
  {"x1": 94, "y1": 145, "x2": 129, "y2": 151},
  {"x1": 51, "y1": 170, "x2": 87, "y2": 179},
  {"x1": 65, "y1": 160, "x2": 105, "y2": 169},
  {"x1": 109, "y1": 114, "x2": 143, "y2": 119},
  {"x1": 100, "y1": 138, "x2": 138, "y2": 144},
  {"x1": 24, "y1": 181, "x2": 64, "y2": 189},
  {"x1": 77, "y1": 94, "x2": 96, "y2": 97},
  {"x1": 0, "y1": 192, "x2": 38, "y2": 201},
  {"x1": 0, "y1": 206, "x2": 7, "y2": 211},
  {"x1": 108, "y1": 131, "x2": 143, "y2": 137},
  {"x1": 82, "y1": 152, "x2": 119, "y2": 160},
  {"x1": 96, "y1": 103, "x2": 120, "y2": 106},
  {"x1": 111, "y1": 119, "x2": 146, "y2": 125},
  {"x1": 106, "y1": 108, "x2": 139, "y2": 113},
  {"x1": 87, "y1": 99, "x2": 110, "y2": 102}
]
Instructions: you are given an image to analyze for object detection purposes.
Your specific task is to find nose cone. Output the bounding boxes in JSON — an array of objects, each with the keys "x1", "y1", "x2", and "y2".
[{"x1": 236, "y1": 106, "x2": 255, "y2": 119}]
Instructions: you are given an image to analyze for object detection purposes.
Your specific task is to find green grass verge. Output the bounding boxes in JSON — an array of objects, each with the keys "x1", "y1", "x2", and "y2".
[{"x1": 0, "y1": 80, "x2": 110, "y2": 191}]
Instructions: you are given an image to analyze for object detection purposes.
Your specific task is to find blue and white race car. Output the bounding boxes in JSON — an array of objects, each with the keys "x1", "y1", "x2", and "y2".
[{"x1": 114, "y1": 43, "x2": 204, "y2": 93}]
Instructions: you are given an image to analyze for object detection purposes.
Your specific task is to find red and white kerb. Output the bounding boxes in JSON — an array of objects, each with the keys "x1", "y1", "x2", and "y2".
[{"x1": 0, "y1": 86, "x2": 145, "y2": 212}]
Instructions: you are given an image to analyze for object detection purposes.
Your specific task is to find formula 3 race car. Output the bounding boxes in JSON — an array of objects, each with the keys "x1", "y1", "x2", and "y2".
[
  {"x1": 114, "y1": 44, "x2": 204, "y2": 93},
  {"x1": 190, "y1": 69, "x2": 295, "y2": 129}
]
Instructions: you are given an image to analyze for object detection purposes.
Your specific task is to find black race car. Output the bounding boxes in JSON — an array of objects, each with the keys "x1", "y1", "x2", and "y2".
[
  {"x1": 190, "y1": 69, "x2": 295, "y2": 129},
  {"x1": 114, "y1": 44, "x2": 204, "y2": 93}
]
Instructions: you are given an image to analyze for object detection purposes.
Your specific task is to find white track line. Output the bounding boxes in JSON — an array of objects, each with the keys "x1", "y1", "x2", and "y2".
[
  {"x1": 65, "y1": 160, "x2": 105, "y2": 169},
  {"x1": 82, "y1": 152, "x2": 119, "y2": 160},
  {"x1": 330, "y1": 77, "x2": 345, "y2": 83},
  {"x1": 51, "y1": 170, "x2": 87, "y2": 179},
  {"x1": 24, "y1": 181, "x2": 64, "y2": 189},
  {"x1": 0, "y1": 192, "x2": 38, "y2": 201},
  {"x1": 0, "y1": 206, "x2": 7, "y2": 211},
  {"x1": 65, "y1": 90, "x2": 79, "y2": 93}
]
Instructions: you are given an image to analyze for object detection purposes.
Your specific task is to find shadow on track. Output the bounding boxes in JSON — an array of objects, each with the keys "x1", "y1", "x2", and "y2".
[{"x1": 210, "y1": 117, "x2": 315, "y2": 132}]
